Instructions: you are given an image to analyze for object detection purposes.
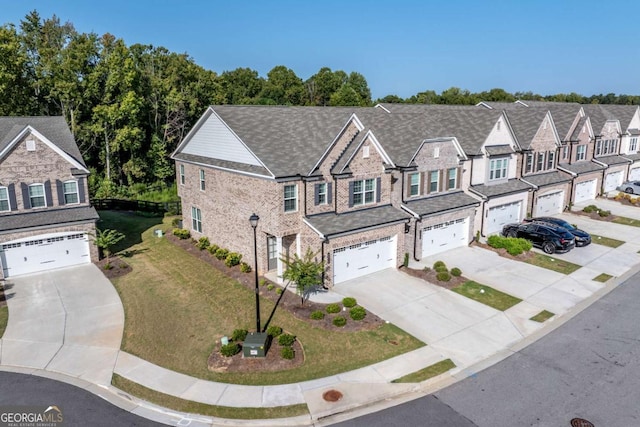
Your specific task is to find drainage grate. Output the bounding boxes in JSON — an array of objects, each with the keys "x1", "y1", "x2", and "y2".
[
  {"x1": 570, "y1": 418, "x2": 595, "y2": 427},
  {"x1": 322, "y1": 389, "x2": 343, "y2": 402}
]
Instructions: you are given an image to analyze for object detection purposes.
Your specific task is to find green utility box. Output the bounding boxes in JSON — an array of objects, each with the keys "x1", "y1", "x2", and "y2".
[{"x1": 242, "y1": 332, "x2": 270, "y2": 358}]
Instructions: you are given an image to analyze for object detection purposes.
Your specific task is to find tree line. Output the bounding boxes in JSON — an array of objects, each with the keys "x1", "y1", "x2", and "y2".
[{"x1": 0, "y1": 11, "x2": 638, "y2": 199}]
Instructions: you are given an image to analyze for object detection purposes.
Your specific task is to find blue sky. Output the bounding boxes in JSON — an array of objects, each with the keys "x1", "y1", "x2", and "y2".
[{"x1": 3, "y1": 1, "x2": 639, "y2": 99}]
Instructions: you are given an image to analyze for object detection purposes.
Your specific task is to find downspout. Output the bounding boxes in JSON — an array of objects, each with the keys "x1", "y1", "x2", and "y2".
[
  {"x1": 479, "y1": 199, "x2": 487, "y2": 237},
  {"x1": 413, "y1": 217, "x2": 421, "y2": 261},
  {"x1": 303, "y1": 179, "x2": 308, "y2": 216},
  {"x1": 321, "y1": 238, "x2": 328, "y2": 288},
  {"x1": 400, "y1": 171, "x2": 406, "y2": 203}
]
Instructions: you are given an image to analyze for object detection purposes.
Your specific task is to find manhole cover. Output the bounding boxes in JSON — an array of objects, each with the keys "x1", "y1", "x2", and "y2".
[
  {"x1": 322, "y1": 389, "x2": 343, "y2": 402},
  {"x1": 570, "y1": 418, "x2": 595, "y2": 427}
]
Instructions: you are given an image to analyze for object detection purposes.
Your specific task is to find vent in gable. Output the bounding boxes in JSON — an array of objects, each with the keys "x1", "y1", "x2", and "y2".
[
  {"x1": 363, "y1": 145, "x2": 370, "y2": 158},
  {"x1": 434, "y1": 147, "x2": 440, "y2": 158},
  {"x1": 26, "y1": 139, "x2": 36, "y2": 151}
]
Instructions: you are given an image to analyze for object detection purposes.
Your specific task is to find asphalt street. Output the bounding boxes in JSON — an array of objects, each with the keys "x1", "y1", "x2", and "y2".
[{"x1": 336, "y1": 270, "x2": 640, "y2": 427}]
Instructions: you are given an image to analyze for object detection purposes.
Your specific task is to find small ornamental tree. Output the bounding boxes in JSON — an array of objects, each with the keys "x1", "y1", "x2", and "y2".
[
  {"x1": 94, "y1": 228, "x2": 125, "y2": 264},
  {"x1": 281, "y1": 248, "x2": 324, "y2": 306}
]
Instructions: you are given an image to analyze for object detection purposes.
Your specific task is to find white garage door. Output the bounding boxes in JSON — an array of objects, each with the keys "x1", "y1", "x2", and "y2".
[
  {"x1": 333, "y1": 236, "x2": 397, "y2": 284},
  {"x1": 604, "y1": 171, "x2": 623, "y2": 192},
  {"x1": 422, "y1": 218, "x2": 469, "y2": 258},
  {"x1": 535, "y1": 191, "x2": 564, "y2": 216},
  {"x1": 0, "y1": 232, "x2": 90, "y2": 277},
  {"x1": 629, "y1": 167, "x2": 640, "y2": 181},
  {"x1": 574, "y1": 179, "x2": 597, "y2": 204},
  {"x1": 487, "y1": 201, "x2": 522, "y2": 235}
]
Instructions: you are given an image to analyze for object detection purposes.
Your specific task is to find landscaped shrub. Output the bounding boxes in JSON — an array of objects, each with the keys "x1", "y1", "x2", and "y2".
[
  {"x1": 267, "y1": 325, "x2": 283, "y2": 337},
  {"x1": 326, "y1": 303, "x2": 341, "y2": 314},
  {"x1": 215, "y1": 248, "x2": 229, "y2": 260},
  {"x1": 281, "y1": 346, "x2": 295, "y2": 360},
  {"x1": 403, "y1": 252, "x2": 409, "y2": 268},
  {"x1": 231, "y1": 329, "x2": 248, "y2": 342},
  {"x1": 196, "y1": 237, "x2": 210, "y2": 250},
  {"x1": 278, "y1": 333, "x2": 296, "y2": 347},
  {"x1": 207, "y1": 244, "x2": 219, "y2": 254},
  {"x1": 259, "y1": 278, "x2": 266, "y2": 286},
  {"x1": 310, "y1": 310, "x2": 325, "y2": 320},
  {"x1": 349, "y1": 306, "x2": 366, "y2": 321},
  {"x1": 220, "y1": 343, "x2": 240, "y2": 357},
  {"x1": 451, "y1": 267, "x2": 462, "y2": 277},
  {"x1": 224, "y1": 252, "x2": 242, "y2": 267},
  {"x1": 436, "y1": 271, "x2": 451, "y2": 282},
  {"x1": 434, "y1": 265, "x2": 448, "y2": 273},
  {"x1": 276, "y1": 288, "x2": 283, "y2": 295},
  {"x1": 333, "y1": 316, "x2": 347, "y2": 327},
  {"x1": 171, "y1": 217, "x2": 181, "y2": 227},
  {"x1": 172, "y1": 228, "x2": 191, "y2": 239},
  {"x1": 267, "y1": 284, "x2": 275, "y2": 291},
  {"x1": 240, "y1": 262, "x2": 252, "y2": 273},
  {"x1": 433, "y1": 260, "x2": 447, "y2": 270},
  {"x1": 342, "y1": 297, "x2": 357, "y2": 308},
  {"x1": 583, "y1": 204, "x2": 599, "y2": 213},
  {"x1": 487, "y1": 234, "x2": 503, "y2": 248},
  {"x1": 598, "y1": 209, "x2": 611, "y2": 217},
  {"x1": 487, "y1": 235, "x2": 531, "y2": 256}
]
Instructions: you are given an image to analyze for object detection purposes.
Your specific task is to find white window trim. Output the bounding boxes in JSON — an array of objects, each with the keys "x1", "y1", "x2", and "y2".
[
  {"x1": 489, "y1": 158, "x2": 508, "y2": 181},
  {"x1": 63, "y1": 180, "x2": 79, "y2": 205},
  {"x1": 191, "y1": 206, "x2": 202, "y2": 233},
  {"x1": 199, "y1": 169, "x2": 205, "y2": 191},
  {"x1": 409, "y1": 173, "x2": 420, "y2": 197},
  {"x1": 429, "y1": 170, "x2": 439, "y2": 193},
  {"x1": 28, "y1": 183, "x2": 46, "y2": 208},
  {"x1": 447, "y1": 167, "x2": 457, "y2": 190},
  {"x1": 630, "y1": 137, "x2": 638, "y2": 152},
  {"x1": 576, "y1": 145, "x2": 586, "y2": 161},
  {"x1": 179, "y1": 164, "x2": 185, "y2": 185},
  {"x1": 525, "y1": 153, "x2": 533, "y2": 173},
  {"x1": 284, "y1": 184, "x2": 298, "y2": 212},
  {"x1": 317, "y1": 183, "x2": 327, "y2": 205},
  {"x1": 0, "y1": 186, "x2": 9, "y2": 212},
  {"x1": 353, "y1": 178, "x2": 376, "y2": 206}
]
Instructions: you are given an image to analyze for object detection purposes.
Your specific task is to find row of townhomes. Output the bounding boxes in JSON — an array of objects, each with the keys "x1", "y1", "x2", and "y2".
[
  {"x1": 172, "y1": 102, "x2": 640, "y2": 288},
  {"x1": 0, "y1": 117, "x2": 99, "y2": 279}
]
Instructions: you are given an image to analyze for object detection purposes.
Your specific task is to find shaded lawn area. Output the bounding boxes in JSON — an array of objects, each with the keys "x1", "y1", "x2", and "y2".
[
  {"x1": 97, "y1": 210, "x2": 164, "y2": 254},
  {"x1": 451, "y1": 281, "x2": 522, "y2": 311},
  {"x1": 524, "y1": 253, "x2": 581, "y2": 274},
  {"x1": 112, "y1": 374, "x2": 309, "y2": 419},
  {"x1": 109, "y1": 213, "x2": 424, "y2": 385}
]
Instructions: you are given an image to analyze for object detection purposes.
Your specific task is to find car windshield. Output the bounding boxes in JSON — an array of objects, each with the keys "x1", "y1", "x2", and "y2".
[{"x1": 557, "y1": 220, "x2": 574, "y2": 230}]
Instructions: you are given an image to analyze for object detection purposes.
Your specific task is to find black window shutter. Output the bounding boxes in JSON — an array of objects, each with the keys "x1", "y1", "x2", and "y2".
[
  {"x1": 376, "y1": 177, "x2": 382, "y2": 203},
  {"x1": 348, "y1": 181, "x2": 354, "y2": 207},
  {"x1": 8, "y1": 184, "x2": 17, "y2": 210},
  {"x1": 21, "y1": 183, "x2": 30, "y2": 209},
  {"x1": 56, "y1": 180, "x2": 65, "y2": 205},
  {"x1": 78, "y1": 177, "x2": 86, "y2": 203},
  {"x1": 44, "y1": 180, "x2": 53, "y2": 206},
  {"x1": 327, "y1": 183, "x2": 332, "y2": 205},
  {"x1": 314, "y1": 184, "x2": 320, "y2": 206}
]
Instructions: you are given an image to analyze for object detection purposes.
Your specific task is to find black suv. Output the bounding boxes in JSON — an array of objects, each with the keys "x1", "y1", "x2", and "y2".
[
  {"x1": 523, "y1": 217, "x2": 591, "y2": 247},
  {"x1": 502, "y1": 222, "x2": 576, "y2": 254}
]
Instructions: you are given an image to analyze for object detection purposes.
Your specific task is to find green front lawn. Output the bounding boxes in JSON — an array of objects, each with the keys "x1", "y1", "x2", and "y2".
[
  {"x1": 591, "y1": 234, "x2": 625, "y2": 248},
  {"x1": 451, "y1": 281, "x2": 522, "y2": 311},
  {"x1": 524, "y1": 253, "x2": 581, "y2": 274},
  {"x1": 97, "y1": 210, "x2": 164, "y2": 254},
  {"x1": 612, "y1": 216, "x2": 640, "y2": 227},
  {"x1": 0, "y1": 305, "x2": 7, "y2": 338},
  {"x1": 530, "y1": 310, "x2": 554, "y2": 323},
  {"x1": 112, "y1": 374, "x2": 309, "y2": 419},
  {"x1": 392, "y1": 358, "x2": 456, "y2": 383},
  {"x1": 100, "y1": 211, "x2": 423, "y2": 385},
  {"x1": 593, "y1": 273, "x2": 614, "y2": 283}
]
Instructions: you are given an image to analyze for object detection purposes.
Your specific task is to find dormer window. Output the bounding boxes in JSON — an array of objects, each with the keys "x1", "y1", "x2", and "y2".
[
  {"x1": 26, "y1": 139, "x2": 36, "y2": 151},
  {"x1": 489, "y1": 158, "x2": 508, "y2": 181}
]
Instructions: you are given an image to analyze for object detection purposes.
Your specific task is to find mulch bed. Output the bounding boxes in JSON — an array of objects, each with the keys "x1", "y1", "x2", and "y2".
[
  {"x1": 95, "y1": 256, "x2": 133, "y2": 279},
  {"x1": 207, "y1": 338, "x2": 304, "y2": 373},
  {"x1": 401, "y1": 266, "x2": 467, "y2": 290},
  {"x1": 570, "y1": 209, "x2": 619, "y2": 222}
]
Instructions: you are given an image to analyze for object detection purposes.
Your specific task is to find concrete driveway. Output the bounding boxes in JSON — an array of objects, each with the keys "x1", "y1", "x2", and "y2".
[
  {"x1": 332, "y1": 269, "x2": 527, "y2": 368},
  {"x1": 0, "y1": 264, "x2": 124, "y2": 386}
]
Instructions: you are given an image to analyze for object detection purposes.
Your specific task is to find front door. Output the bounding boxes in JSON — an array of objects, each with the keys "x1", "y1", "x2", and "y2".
[{"x1": 267, "y1": 236, "x2": 278, "y2": 271}]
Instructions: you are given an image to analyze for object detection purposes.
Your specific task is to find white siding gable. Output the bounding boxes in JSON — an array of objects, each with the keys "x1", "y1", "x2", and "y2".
[
  {"x1": 181, "y1": 112, "x2": 261, "y2": 166},
  {"x1": 483, "y1": 116, "x2": 517, "y2": 148},
  {"x1": 627, "y1": 108, "x2": 640, "y2": 132}
]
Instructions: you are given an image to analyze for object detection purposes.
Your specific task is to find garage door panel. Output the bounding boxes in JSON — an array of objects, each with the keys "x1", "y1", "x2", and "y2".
[
  {"x1": 575, "y1": 179, "x2": 597, "y2": 204},
  {"x1": 422, "y1": 218, "x2": 468, "y2": 258},
  {"x1": 535, "y1": 191, "x2": 564, "y2": 216},
  {"x1": 333, "y1": 236, "x2": 397, "y2": 284},
  {"x1": 1, "y1": 233, "x2": 90, "y2": 277},
  {"x1": 629, "y1": 168, "x2": 640, "y2": 181},
  {"x1": 604, "y1": 171, "x2": 623, "y2": 192},
  {"x1": 487, "y1": 202, "x2": 521, "y2": 235}
]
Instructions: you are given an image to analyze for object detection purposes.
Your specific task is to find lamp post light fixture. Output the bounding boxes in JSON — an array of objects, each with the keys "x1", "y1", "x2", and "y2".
[{"x1": 249, "y1": 213, "x2": 260, "y2": 333}]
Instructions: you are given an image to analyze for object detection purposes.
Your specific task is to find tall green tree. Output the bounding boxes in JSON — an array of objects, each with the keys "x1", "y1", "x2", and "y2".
[
  {"x1": 0, "y1": 24, "x2": 32, "y2": 114},
  {"x1": 281, "y1": 248, "x2": 324, "y2": 306}
]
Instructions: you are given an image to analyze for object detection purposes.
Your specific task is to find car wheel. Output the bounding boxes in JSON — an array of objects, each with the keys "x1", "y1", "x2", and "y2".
[
  {"x1": 507, "y1": 230, "x2": 517, "y2": 238},
  {"x1": 542, "y1": 242, "x2": 555, "y2": 254},
  {"x1": 626, "y1": 187, "x2": 634, "y2": 194}
]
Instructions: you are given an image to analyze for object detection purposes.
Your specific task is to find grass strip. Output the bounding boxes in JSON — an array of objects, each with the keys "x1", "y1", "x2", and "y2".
[
  {"x1": 392, "y1": 359, "x2": 456, "y2": 383},
  {"x1": 530, "y1": 310, "x2": 554, "y2": 323},
  {"x1": 0, "y1": 305, "x2": 7, "y2": 338},
  {"x1": 590, "y1": 234, "x2": 624, "y2": 248},
  {"x1": 593, "y1": 273, "x2": 614, "y2": 283},
  {"x1": 524, "y1": 253, "x2": 581, "y2": 274},
  {"x1": 112, "y1": 374, "x2": 309, "y2": 419},
  {"x1": 612, "y1": 217, "x2": 640, "y2": 227},
  {"x1": 452, "y1": 281, "x2": 522, "y2": 311}
]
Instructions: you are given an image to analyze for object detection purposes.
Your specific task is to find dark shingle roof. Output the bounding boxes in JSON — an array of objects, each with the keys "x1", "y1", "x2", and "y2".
[
  {"x1": 173, "y1": 152, "x2": 271, "y2": 177},
  {"x1": 582, "y1": 105, "x2": 616, "y2": 135},
  {"x1": 623, "y1": 153, "x2": 640, "y2": 163},
  {"x1": 503, "y1": 108, "x2": 551, "y2": 149},
  {"x1": 540, "y1": 105, "x2": 582, "y2": 141},
  {"x1": 0, "y1": 206, "x2": 99, "y2": 233},
  {"x1": 210, "y1": 106, "x2": 361, "y2": 177},
  {"x1": 558, "y1": 161, "x2": 605, "y2": 175},
  {"x1": 521, "y1": 171, "x2": 572, "y2": 187},
  {"x1": 304, "y1": 205, "x2": 410, "y2": 237},
  {"x1": 485, "y1": 145, "x2": 514, "y2": 156},
  {"x1": 0, "y1": 116, "x2": 85, "y2": 167},
  {"x1": 570, "y1": 116, "x2": 589, "y2": 141},
  {"x1": 470, "y1": 179, "x2": 533, "y2": 199},
  {"x1": 403, "y1": 192, "x2": 479, "y2": 218},
  {"x1": 594, "y1": 155, "x2": 632, "y2": 166}
]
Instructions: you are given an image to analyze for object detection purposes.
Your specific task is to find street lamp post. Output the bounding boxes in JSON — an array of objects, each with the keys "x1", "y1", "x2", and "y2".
[{"x1": 249, "y1": 213, "x2": 260, "y2": 333}]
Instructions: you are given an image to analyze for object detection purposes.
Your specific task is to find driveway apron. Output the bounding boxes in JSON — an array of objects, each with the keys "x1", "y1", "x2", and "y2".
[{"x1": 0, "y1": 264, "x2": 124, "y2": 386}]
